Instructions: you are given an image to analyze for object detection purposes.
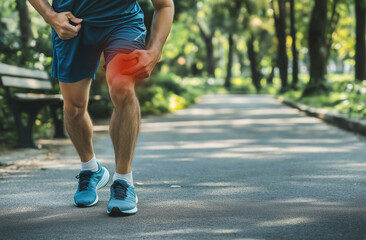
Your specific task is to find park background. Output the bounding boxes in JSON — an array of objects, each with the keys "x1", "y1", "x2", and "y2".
[{"x1": 0, "y1": 0, "x2": 365, "y2": 147}]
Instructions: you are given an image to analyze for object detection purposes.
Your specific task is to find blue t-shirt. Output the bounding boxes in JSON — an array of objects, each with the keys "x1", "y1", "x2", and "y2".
[{"x1": 52, "y1": 0, "x2": 144, "y2": 26}]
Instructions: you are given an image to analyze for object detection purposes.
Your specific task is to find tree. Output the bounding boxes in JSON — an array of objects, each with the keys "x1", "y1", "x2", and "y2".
[
  {"x1": 271, "y1": 0, "x2": 288, "y2": 92},
  {"x1": 195, "y1": 0, "x2": 219, "y2": 77},
  {"x1": 212, "y1": 0, "x2": 243, "y2": 89},
  {"x1": 139, "y1": 0, "x2": 197, "y2": 76},
  {"x1": 325, "y1": 0, "x2": 340, "y2": 64},
  {"x1": 198, "y1": 23, "x2": 215, "y2": 77},
  {"x1": 303, "y1": 0, "x2": 342, "y2": 96},
  {"x1": 289, "y1": 0, "x2": 299, "y2": 89},
  {"x1": 305, "y1": 0, "x2": 328, "y2": 95},
  {"x1": 0, "y1": 9, "x2": 9, "y2": 57},
  {"x1": 139, "y1": 0, "x2": 197, "y2": 46},
  {"x1": 246, "y1": 33, "x2": 262, "y2": 92},
  {"x1": 355, "y1": 0, "x2": 366, "y2": 81},
  {"x1": 225, "y1": 33, "x2": 234, "y2": 89},
  {"x1": 16, "y1": 0, "x2": 32, "y2": 65},
  {"x1": 240, "y1": 1, "x2": 265, "y2": 92}
]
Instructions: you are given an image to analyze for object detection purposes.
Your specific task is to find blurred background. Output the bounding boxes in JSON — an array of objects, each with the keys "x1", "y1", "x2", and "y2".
[{"x1": 0, "y1": 0, "x2": 365, "y2": 147}]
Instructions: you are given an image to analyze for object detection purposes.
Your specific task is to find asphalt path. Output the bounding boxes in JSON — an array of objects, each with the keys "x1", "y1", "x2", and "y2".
[{"x1": 1, "y1": 94, "x2": 366, "y2": 240}]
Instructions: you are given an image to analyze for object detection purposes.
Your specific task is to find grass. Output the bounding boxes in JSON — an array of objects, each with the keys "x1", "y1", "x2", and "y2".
[{"x1": 280, "y1": 73, "x2": 366, "y2": 119}]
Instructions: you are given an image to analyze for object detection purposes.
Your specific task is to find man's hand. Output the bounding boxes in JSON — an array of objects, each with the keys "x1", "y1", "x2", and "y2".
[
  {"x1": 28, "y1": 0, "x2": 82, "y2": 40},
  {"x1": 118, "y1": 0, "x2": 173, "y2": 81},
  {"x1": 48, "y1": 11, "x2": 82, "y2": 40},
  {"x1": 119, "y1": 48, "x2": 161, "y2": 80}
]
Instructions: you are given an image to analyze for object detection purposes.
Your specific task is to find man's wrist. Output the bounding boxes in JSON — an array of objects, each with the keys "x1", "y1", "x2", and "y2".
[
  {"x1": 148, "y1": 46, "x2": 162, "y2": 59},
  {"x1": 44, "y1": 10, "x2": 56, "y2": 25}
]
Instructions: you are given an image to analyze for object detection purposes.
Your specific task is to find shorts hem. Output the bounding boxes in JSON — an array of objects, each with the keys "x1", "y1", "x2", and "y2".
[{"x1": 56, "y1": 75, "x2": 96, "y2": 83}]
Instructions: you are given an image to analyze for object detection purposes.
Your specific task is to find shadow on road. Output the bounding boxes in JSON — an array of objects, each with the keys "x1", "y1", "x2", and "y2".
[{"x1": 1, "y1": 95, "x2": 366, "y2": 239}]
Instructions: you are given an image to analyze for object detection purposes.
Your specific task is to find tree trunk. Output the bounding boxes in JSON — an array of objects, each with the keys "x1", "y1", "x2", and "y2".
[
  {"x1": 247, "y1": 34, "x2": 262, "y2": 92},
  {"x1": 16, "y1": 0, "x2": 32, "y2": 47},
  {"x1": 206, "y1": 34, "x2": 215, "y2": 77},
  {"x1": 303, "y1": 0, "x2": 328, "y2": 96},
  {"x1": 324, "y1": 0, "x2": 340, "y2": 66},
  {"x1": 272, "y1": 0, "x2": 288, "y2": 92},
  {"x1": 289, "y1": 0, "x2": 299, "y2": 89},
  {"x1": 0, "y1": 11, "x2": 7, "y2": 50},
  {"x1": 355, "y1": 0, "x2": 366, "y2": 81},
  {"x1": 16, "y1": 0, "x2": 32, "y2": 65},
  {"x1": 198, "y1": 24, "x2": 216, "y2": 77},
  {"x1": 267, "y1": 66, "x2": 275, "y2": 85},
  {"x1": 225, "y1": 33, "x2": 234, "y2": 89},
  {"x1": 199, "y1": 26, "x2": 215, "y2": 77},
  {"x1": 236, "y1": 49, "x2": 245, "y2": 74}
]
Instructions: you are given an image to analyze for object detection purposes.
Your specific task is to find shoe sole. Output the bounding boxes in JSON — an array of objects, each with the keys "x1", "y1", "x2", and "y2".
[
  {"x1": 107, "y1": 196, "x2": 138, "y2": 216},
  {"x1": 75, "y1": 167, "x2": 110, "y2": 208},
  {"x1": 96, "y1": 167, "x2": 110, "y2": 190}
]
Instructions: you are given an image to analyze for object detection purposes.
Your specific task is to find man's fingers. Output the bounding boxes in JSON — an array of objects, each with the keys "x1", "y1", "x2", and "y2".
[
  {"x1": 59, "y1": 28, "x2": 79, "y2": 39},
  {"x1": 66, "y1": 12, "x2": 83, "y2": 24},
  {"x1": 75, "y1": 24, "x2": 82, "y2": 32},
  {"x1": 64, "y1": 23, "x2": 81, "y2": 34},
  {"x1": 122, "y1": 50, "x2": 140, "y2": 60},
  {"x1": 120, "y1": 63, "x2": 143, "y2": 75},
  {"x1": 122, "y1": 55, "x2": 137, "y2": 61},
  {"x1": 59, "y1": 33, "x2": 76, "y2": 40},
  {"x1": 135, "y1": 71, "x2": 150, "y2": 80}
]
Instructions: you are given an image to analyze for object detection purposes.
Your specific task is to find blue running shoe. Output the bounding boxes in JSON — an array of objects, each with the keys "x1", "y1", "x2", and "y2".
[
  {"x1": 107, "y1": 180, "x2": 138, "y2": 216},
  {"x1": 74, "y1": 162, "x2": 110, "y2": 207}
]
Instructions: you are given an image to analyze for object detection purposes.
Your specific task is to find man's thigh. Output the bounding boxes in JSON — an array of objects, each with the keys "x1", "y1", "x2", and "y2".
[{"x1": 103, "y1": 19, "x2": 147, "y2": 79}]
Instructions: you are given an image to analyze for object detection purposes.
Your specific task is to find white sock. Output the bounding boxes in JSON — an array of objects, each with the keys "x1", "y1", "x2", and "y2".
[
  {"x1": 80, "y1": 154, "x2": 98, "y2": 172},
  {"x1": 113, "y1": 171, "x2": 134, "y2": 186}
]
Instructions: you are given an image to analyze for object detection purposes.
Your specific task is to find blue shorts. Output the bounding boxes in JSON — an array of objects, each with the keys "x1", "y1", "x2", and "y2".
[{"x1": 51, "y1": 1, "x2": 146, "y2": 83}]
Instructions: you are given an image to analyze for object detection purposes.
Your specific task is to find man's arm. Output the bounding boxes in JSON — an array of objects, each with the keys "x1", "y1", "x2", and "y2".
[
  {"x1": 27, "y1": 0, "x2": 82, "y2": 40},
  {"x1": 148, "y1": 0, "x2": 175, "y2": 57},
  {"x1": 120, "y1": 0, "x2": 174, "y2": 79}
]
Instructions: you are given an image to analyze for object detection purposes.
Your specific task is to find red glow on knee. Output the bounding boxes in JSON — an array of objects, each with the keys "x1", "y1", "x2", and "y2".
[
  {"x1": 117, "y1": 57, "x2": 138, "y2": 69},
  {"x1": 109, "y1": 52, "x2": 139, "y2": 79}
]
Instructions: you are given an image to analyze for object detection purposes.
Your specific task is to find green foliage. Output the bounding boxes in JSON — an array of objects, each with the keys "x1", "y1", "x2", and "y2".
[
  {"x1": 0, "y1": 1, "x2": 53, "y2": 72},
  {"x1": 0, "y1": 90, "x2": 16, "y2": 146},
  {"x1": 33, "y1": 107, "x2": 54, "y2": 139},
  {"x1": 153, "y1": 73, "x2": 186, "y2": 95},
  {"x1": 281, "y1": 74, "x2": 366, "y2": 119},
  {"x1": 137, "y1": 86, "x2": 169, "y2": 115},
  {"x1": 136, "y1": 73, "x2": 209, "y2": 116},
  {"x1": 230, "y1": 77, "x2": 257, "y2": 93}
]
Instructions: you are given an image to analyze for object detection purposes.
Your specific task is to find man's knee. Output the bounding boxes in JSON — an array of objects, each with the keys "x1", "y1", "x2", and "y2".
[
  {"x1": 64, "y1": 102, "x2": 87, "y2": 121},
  {"x1": 108, "y1": 75, "x2": 136, "y2": 103}
]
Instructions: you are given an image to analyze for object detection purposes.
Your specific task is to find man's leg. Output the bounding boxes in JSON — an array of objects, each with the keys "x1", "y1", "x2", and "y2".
[
  {"x1": 60, "y1": 78, "x2": 110, "y2": 207},
  {"x1": 108, "y1": 77, "x2": 140, "y2": 175},
  {"x1": 106, "y1": 55, "x2": 140, "y2": 176},
  {"x1": 105, "y1": 55, "x2": 140, "y2": 215},
  {"x1": 59, "y1": 78, "x2": 94, "y2": 162}
]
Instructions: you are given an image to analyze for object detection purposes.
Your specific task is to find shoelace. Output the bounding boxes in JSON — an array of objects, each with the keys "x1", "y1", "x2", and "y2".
[
  {"x1": 112, "y1": 181, "x2": 128, "y2": 200},
  {"x1": 75, "y1": 172, "x2": 93, "y2": 191}
]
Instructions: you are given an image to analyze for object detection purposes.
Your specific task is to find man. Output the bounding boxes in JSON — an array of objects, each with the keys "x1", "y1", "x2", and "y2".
[{"x1": 28, "y1": 0, "x2": 174, "y2": 216}]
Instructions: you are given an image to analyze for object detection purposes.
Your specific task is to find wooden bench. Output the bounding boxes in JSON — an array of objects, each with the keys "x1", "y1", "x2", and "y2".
[{"x1": 0, "y1": 63, "x2": 66, "y2": 148}]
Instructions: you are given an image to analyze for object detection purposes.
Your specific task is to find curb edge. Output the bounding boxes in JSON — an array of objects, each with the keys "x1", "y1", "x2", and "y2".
[{"x1": 278, "y1": 97, "x2": 366, "y2": 137}]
